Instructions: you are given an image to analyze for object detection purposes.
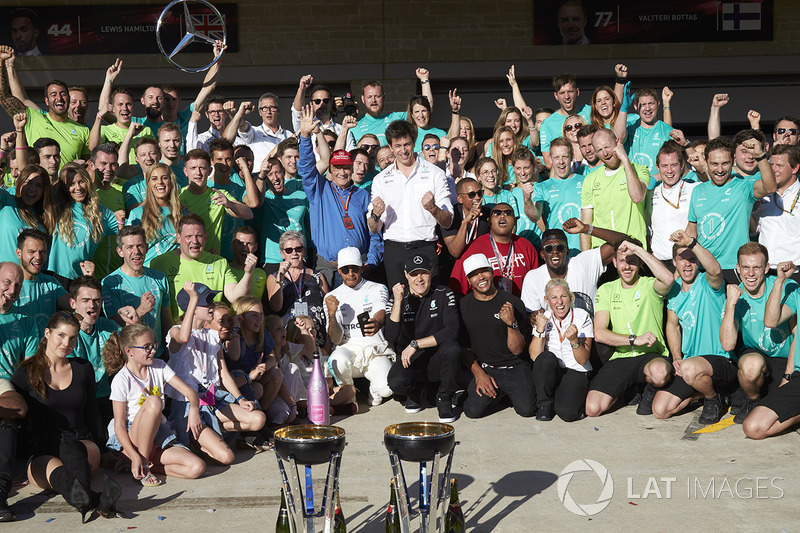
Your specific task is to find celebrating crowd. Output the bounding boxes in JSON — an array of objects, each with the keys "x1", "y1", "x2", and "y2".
[{"x1": 0, "y1": 41, "x2": 799, "y2": 523}]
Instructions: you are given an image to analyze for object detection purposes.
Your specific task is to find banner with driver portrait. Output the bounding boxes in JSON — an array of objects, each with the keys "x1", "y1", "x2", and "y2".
[
  {"x1": 1, "y1": 3, "x2": 238, "y2": 56},
  {"x1": 534, "y1": 0, "x2": 773, "y2": 45}
]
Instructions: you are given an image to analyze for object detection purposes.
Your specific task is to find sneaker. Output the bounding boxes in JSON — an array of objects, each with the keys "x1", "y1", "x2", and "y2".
[
  {"x1": 636, "y1": 384, "x2": 657, "y2": 416},
  {"x1": 437, "y1": 394, "x2": 457, "y2": 423},
  {"x1": 0, "y1": 500, "x2": 14, "y2": 522},
  {"x1": 535, "y1": 404, "x2": 555, "y2": 421},
  {"x1": 698, "y1": 394, "x2": 724, "y2": 425},
  {"x1": 627, "y1": 390, "x2": 643, "y2": 407},
  {"x1": 733, "y1": 397, "x2": 757, "y2": 424},
  {"x1": 238, "y1": 433, "x2": 271, "y2": 452},
  {"x1": 451, "y1": 389, "x2": 466, "y2": 409},
  {"x1": 367, "y1": 385, "x2": 384, "y2": 407},
  {"x1": 729, "y1": 388, "x2": 747, "y2": 416},
  {"x1": 404, "y1": 396, "x2": 423, "y2": 414}
]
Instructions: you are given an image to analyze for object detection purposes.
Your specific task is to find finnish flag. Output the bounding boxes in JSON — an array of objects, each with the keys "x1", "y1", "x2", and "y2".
[{"x1": 722, "y1": 2, "x2": 761, "y2": 31}]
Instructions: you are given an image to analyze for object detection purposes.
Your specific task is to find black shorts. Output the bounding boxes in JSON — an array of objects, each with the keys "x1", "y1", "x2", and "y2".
[
  {"x1": 739, "y1": 349, "x2": 790, "y2": 396},
  {"x1": 758, "y1": 371, "x2": 800, "y2": 422},
  {"x1": 589, "y1": 353, "x2": 669, "y2": 399},
  {"x1": 661, "y1": 355, "x2": 737, "y2": 400}
]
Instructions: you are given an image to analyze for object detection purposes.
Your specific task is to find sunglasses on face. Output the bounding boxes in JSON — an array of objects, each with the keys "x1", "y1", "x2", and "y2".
[
  {"x1": 777, "y1": 128, "x2": 798, "y2": 135},
  {"x1": 312, "y1": 98, "x2": 331, "y2": 105},
  {"x1": 460, "y1": 190, "x2": 484, "y2": 199},
  {"x1": 283, "y1": 246, "x2": 304, "y2": 254},
  {"x1": 131, "y1": 342, "x2": 159, "y2": 353},
  {"x1": 491, "y1": 209, "x2": 514, "y2": 217},
  {"x1": 423, "y1": 144, "x2": 440, "y2": 151},
  {"x1": 340, "y1": 265, "x2": 360, "y2": 274},
  {"x1": 361, "y1": 144, "x2": 379, "y2": 151},
  {"x1": 564, "y1": 123, "x2": 582, "y2": 132},
  {"x1": 543, "y1": 244, "x2": 567, "y2": 253}
]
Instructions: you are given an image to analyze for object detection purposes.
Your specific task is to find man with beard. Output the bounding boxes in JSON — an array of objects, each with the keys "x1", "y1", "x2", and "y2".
[
  {"x1": 88, "y1": 143, "x2": 127, "y2": 278},
  {"x1": 756, "y1": 144, "x2": 800, "y2": 274},
  {"x1": 772, "y1": 116, "x2": 800, "y2": 147},
  {"x1": 386, "y1": 254, "x2": 461, "y2": 422},
  {"x1": 460, "y1": 253, "x2": 534, "y2": 418},
  {"x1": 646, "y1": 142, "x2": 700, "y2": 269},
  {"x1": 575, "y1": 125, "x2": 602, "y2": 177},
  {"x1": 351, "y1": 81, "x2": 408, "y2": 145},
  {"x1": 687, "y1": 137, "x2": 776, "y2": 281},
  {"x1": 450, "y1": 202, "x2": 538, "y2": 298},
  {"x1": 102, "y1": 225, "x2": 172, "y2": 359},
  {"x1": 13, "y1": 229, "x2": 70, "y2": 333},
  {"x1": 586, "y1": 238, "x2": 674, "y2": 417},
  {"x1": 9, "y1": 8, "x2": 41, "y2": 56},
  {"x1": 32, "y1": 137, "x2": 60, "y2": 184},
  {"x1": 0, "y1": 262, "x2": 37, "y2": 379},
  {"x1": 90, "y1": 88, "x2": 154, "y2": 163},
  {"x1": 651, "y1": 230, "x2": 733, "y2": 424},
  {"x1": 0, "y1": 46, "x2": 89, "y2": 168},
  {"x1": 228, "y1": 226, "x2": 268, "y2": 300},
  {"x1": 151, "y1": 214, "x2": 255, "y2": 321},
  {"x1": 580, "y1": 129, "x2": 649, "y2": 251},
  {"x1": 539, "y1": 73, "x2": 591, "y2": 169},
  {"x1": 441, "y1": 178, "x2": 491, "y2": 259},
  {"x1": 721, "y1": 243, "x2": 797, "y2": 424}
]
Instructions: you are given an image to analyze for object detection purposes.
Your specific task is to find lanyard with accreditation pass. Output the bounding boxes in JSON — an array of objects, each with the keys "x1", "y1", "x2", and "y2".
[{"x1": 334, "y1": 185, "x2": 355, "y2": 229}]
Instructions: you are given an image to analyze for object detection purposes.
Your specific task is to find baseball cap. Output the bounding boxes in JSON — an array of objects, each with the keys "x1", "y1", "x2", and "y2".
[
  {"x1": 541, "y1": 228, "x2": 568, "y2": 245},
  {"x1": 176, "y1": 282, "x2": 221, "y2": 311},
  {"x1": 404, "y1": 253, "x2": 432, "y2": 274},
  {"x1": 337, "y1": 247, "x2": 362, "y2": 268},
  {"x1": 463, "y1": 253, "x2": 492, "y2": 277},
  {"x1": 330, "y1": 150, "x2": 353, "y2": 166}
]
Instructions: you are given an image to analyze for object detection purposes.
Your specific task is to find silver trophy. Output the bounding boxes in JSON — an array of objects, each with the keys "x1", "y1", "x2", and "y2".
[{"x1": 156, "y1": 0, "x2": 226, "y2": 72}]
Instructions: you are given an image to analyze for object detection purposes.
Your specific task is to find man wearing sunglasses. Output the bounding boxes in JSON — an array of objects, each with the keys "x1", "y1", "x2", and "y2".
[
  {"x1": 291, "y1": 76, "x2": 355, "y2": 153},
  {"x1": 441, "y1": 178, "x2": 491, "y2": 259},
  {"x1": 773, "y1": 116, "x2": 800, "y2": 147},
  {"x1": 450, "y1": 202, "x2": 538, "y2": 298},
  {"x1": 325, "y1": 247, "x2": 394, "y2": 407}
]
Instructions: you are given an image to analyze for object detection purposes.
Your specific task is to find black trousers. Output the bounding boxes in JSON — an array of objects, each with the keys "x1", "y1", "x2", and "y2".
[
  {"x1": 464, "y1": 361, "x2": 536, "y2": 418},
  {"x1": 387, "y1": 340, "x2": 461, "y2": 397},
  {"x1": 0, "y1": 420, "x2": 17, "y2": 500},
  {"x1": 383, "y1": 240, "x2": 438, "y2": 288},
  {"x1": 533, "y1": 350, "x2": 590, "y2": 422}
]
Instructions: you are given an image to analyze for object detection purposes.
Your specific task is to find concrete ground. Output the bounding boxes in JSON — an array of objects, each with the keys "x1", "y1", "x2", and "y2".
[{"x1": 7, "y1": 397, "x2": 800, "y2": 532}]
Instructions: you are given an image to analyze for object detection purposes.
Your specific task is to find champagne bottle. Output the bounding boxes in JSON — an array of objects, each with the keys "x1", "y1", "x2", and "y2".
[
  {"x1": 276, "y1": 487, "x2": 291, "y2": 533},
  {"x1": 444, "y1": 478, "x2": 465, "y2": 533},
  {"x1": 308, "y1": 352, "x2": 330, "y2": 425},
  {"x1": 385, "y1": 479, "x2": 401, "y2": 533},
  {"x1": 333, "y1": 490, "x2": 346, "y2": 533}
]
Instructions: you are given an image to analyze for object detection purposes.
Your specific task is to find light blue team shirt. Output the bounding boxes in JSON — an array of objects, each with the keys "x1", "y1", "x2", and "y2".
[
  {"x1": 687, "y1": 176, "x2": 756, "y2": 270},
  {"x1": 123, "y1": 172, "x2": 146, "y2": 210},
  {"x1": 667, "y1": 273, "x2": 730, "y2": 359},
  {"x1": 14, "y1": 274, "x2": 67, "y2": 334},
  {"x1": 415, "y1": 126, "x2": 448, "y2": 153},
  {"x1": 351, "y1": 112, "x2": 407, "y2": 145},
  {"x1": 539, "y1": 105, "x2": 591, "y2": 153},
  {"x1": 49, "y1": 202, "x2": 119, "y2": 279},
  {"x1": 260, "y1": 179, "x2": 310, "y2": 263},
  {"x1": 482, "y1": 189, "x2": 517, "y2": 213},
  {"x1": 127, "y1": 206, "x2": 179, "y2": 266},
  {"x1": 532, "y1": 174, "x2": 585, "y2": 253},
  {"x1": 624, "y1": 119, "x2": 673, "y2": 186},
  {"x1": 734, "y1": 276, "x2": 796, "y2": 359},
  {"x1": 69, "y1": 316, "x2": 119, "y2": 398},
  {"x1": 0, "y1": 311, "x2": 38, "y2": 379},
  {"x1": 511, "y1": 187, "x2": 543, "y2": 247},
  {"x1": 0, "y1": 190, "x2": 45, "y2": 263},
  {"x1": 208, "y1": 172, "x2": 247, "y2": 263},
  {"x1": 734, "y1": 169, "x2": 761, "y2": 183}
]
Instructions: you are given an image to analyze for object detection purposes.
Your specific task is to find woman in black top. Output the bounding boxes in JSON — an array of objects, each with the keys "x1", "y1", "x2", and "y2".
[{"x1": 12, "y1": 311, "x2": 122, "y2": 522}]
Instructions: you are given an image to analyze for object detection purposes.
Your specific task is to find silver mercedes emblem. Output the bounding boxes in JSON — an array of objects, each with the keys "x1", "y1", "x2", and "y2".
[
  {"x1": 156, "y1": 0, "x2": 226, "y2": 72},
  {"x1": 413, "y1": 256, "x2": 423, "y2": 264}
]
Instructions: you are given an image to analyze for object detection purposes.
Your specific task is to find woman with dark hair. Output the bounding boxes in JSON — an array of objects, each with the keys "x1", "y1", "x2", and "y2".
[
  {"x1": 0, "y1": 164, "x2": 54, "y2": 262},
  {"x1": 11, "y1": 311, "x2": 122, "y2": 521},
  {"x1": 589, "y1": 85, "x2": 622, "y2": 130},
  {"x1": 406, "y1": 95, "x2": 446, "y2": 153}
]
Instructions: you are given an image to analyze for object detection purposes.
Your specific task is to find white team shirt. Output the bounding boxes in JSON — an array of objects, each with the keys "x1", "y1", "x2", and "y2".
[
  {"x1": 646, "y1": 179, "x2": 699, "y2": 261},
  {"x1": 325, "y1": 278, "x2": 388, "y2": 344},
  {"x1": 370, "y1": 157, "x2": 453, "y2": 243},
  {"x1": 110, "y1": 360, "x2": 175, "y2": 423},
  {"x1": 757, "y1": 179, "x2": 800, "y2": 268},
  {"x1": 521, "y1": 247, "x2": 605, "y2": 315},
  {"x1": 236, "y1": 122, "x2": 293, "y2": 171},
  {"x1": 165, "y1": 328, "x2": 221, "y2": 401},
  {"x1": 539, "y1": 307, "x2": 593, "y2": 372}
]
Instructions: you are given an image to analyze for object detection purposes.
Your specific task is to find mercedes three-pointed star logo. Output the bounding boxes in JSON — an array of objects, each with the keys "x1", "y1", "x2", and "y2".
[{"x1": 156, "y1": 0, "x2": 226, "y2": 73}]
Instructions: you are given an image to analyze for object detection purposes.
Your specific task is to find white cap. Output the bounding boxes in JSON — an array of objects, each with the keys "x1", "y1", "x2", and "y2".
[
  {"x1": 463, "y1": 253, "x2": 492, "y2": 277},
  {"x1": 337, "y1": 247, "x2": 363, "y2": 268}
]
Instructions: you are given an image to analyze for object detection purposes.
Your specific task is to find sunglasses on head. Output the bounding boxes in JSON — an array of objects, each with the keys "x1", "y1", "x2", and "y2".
[
  {"x1": 461, "y1": 190, "x2": 484, "y2": 199},
  {"x1": 777, "y1": 128, "x2": 798, "y2": 135},
  {"x1": 340, "y1": 265, "x2": 360, "y2": 274},
  {"x1": 564, "y1": 123, "x2": 581, "y2": 132},
  {"x1": 312, "y1": 98, "x2": 330, "y2": 105},
  {"x1": 491, "y1": 209, "x2": 514, "y2": 217},
  {"x1": 423, "y1": 144, "x2": 440, "y2": 151},
  {"x1": 543, "y1": 244, "x2": 567, "y2": 253},
  {"x1": 283, "y1": 246, "x2": 304, "y2": 254}
]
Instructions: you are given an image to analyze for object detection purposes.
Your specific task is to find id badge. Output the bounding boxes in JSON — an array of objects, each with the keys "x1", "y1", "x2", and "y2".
[
  {"x1": 342, "y1": 216, "x2": 354, "y2": 229},
  {"x1": 498, "y1": 277, "x2": 512, "y2": 293},
  {"x1": 199, "y1": 383, "x2": 216, "y2": 407},
  {"x1": 292, "y1": 301, "x2": 309, "y2": 317}
]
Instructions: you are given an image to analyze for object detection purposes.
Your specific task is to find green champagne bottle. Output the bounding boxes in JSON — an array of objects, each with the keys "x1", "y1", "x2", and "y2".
[
  {"x1": 385, "y1": 479, "x2": 401, "y2": 533},
  {"x1": 444, "y1": 478, "x2": 466, "y2": 533},
  {"x1": 276, "y1": 487, "x2": 291, "y2": 533},
  {"x1": 333, "y1": 489, "x2": 346, "y2": 533}
]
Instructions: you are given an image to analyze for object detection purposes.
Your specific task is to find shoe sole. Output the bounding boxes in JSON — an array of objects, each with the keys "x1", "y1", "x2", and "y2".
[
  {"x1": 438, "y1": 416, "x2": 456, "y2": 423},
  {"x1": 405, "y1": 407, "x2": 422, "y2": 414}
]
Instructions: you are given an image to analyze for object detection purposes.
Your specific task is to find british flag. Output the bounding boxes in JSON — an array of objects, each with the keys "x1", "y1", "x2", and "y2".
[{"x1": 189, "y1": 12, "x2": 225, "y2": 41}]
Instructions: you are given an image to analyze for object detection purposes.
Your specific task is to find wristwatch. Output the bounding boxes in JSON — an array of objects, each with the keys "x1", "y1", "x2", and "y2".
[
  {"x1": 628, "y1": 334, "x2": 636, "y2": 347},
  {"x1": 370, "y1": 211, "x2": 380, "y2": 221},
  {"x1": 409, "y1": 340, "x2": 419, "y2": 349},
  {"x1": 509, "y1": 321, "x2": 520, "y2": 330},
  {"x1": 570, "y1": 341, "x2": 581, "y2": 349},
  {"x1": 784, "y1": 373, "x2": 793, "y2": 382}
]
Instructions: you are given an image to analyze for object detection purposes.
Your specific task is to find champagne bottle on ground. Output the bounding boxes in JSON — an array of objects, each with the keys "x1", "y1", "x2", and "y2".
[
  {"x1": 308, "y1": 352, "x2": 330, "y2": 425},
  {"x1": 276, "y1": 487, "x2": 291, "y2": 533},
  {"x1": 385, "y1": 479, "x2": 401, "y2": 533},
  {"x1": 444, "y1": 478, "x2": 466, "y2": 533},
  {"x1": 333, "y1": 489, "x2": 346, "y2": 533}
]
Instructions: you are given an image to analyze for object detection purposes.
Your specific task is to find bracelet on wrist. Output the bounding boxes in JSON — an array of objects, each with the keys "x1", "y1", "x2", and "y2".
[
  {"x1": 587, "y1": 224, "x2": 594, "y2": 235},
  {"x1": 420, "y1": 79, "x2": 429, "y2": 84},
  {"x1": 615, "y1": 76, "x2": 627, "y2": 84},
  {"x1": 663, "y1": 106, "x2": 671, "y2": 110},
  {"x1": 236, "y1": 395, "x2": 245, "y2": 403},
  {"x1": 755, "y1": 153, "x2": 768, "y2": 162}
]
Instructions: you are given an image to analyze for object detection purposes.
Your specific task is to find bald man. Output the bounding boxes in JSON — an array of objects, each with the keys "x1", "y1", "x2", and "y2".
[{"x1": 0, "y1": 262, "x2": 38, "y2": 379}]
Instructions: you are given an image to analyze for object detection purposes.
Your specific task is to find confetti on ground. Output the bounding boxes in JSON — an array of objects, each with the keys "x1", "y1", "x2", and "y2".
[
  {"x1": 629, "y1": 502, "x2": 638, "y2": 506},
  {"x1": 207, "y1": 508, "x2": 215, "y2": 513},
  {"x1": 46, "y1": 517, "x2": 55, "y2": 522},
  {"x1": 594, "y1": 427, "x2": 599, "y2": 431},
  {"x1": 158, "y1": 516, "x2": 166, "y2": 521}
]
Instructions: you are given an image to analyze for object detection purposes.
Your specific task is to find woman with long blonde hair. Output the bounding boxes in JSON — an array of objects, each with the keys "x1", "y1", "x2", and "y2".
[
  {"x1": 49, "y1": 163, "x2": 120, "y2": 278},
  {"x1": 127, "y1": 163, "x2": 182, "y2": 265},
  {"x1": 490, "y1": 126, "x2": 521, "y2": 185},
  {"x1": 0, "y1": 164, "x2": 55, "y2": 262}
]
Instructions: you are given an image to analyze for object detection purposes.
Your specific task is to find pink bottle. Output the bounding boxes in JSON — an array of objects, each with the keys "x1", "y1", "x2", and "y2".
[{"x1": 308, "y1": 353, "x2": 330, "y2": 425}]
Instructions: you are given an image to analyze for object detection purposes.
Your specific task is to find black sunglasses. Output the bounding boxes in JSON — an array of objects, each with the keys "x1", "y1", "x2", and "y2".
[
  {"x1": 543, "y1": 244, "x2": 567, "y2": 253},
  {"x1": 491, "y1": 209, "x2": 514, "y2": 217},
  {"x1": 283, "y1": 246, "x2": 304, "y2": 254},
  {"x1": 340, "y1": 265, "x2": 361, "y2": 274},
  {"x1": 312, "y1": 98, "x2": 331, "y2": 104},
  {"x1": 777, "y1": 128, "x2": 798, "y2": 135},
  {"x1": 564, "y1": 123, "x2": 582, "y2": 132},
  {"x1": 461, "y1": 190, "x2": 484, "y2": 199}
]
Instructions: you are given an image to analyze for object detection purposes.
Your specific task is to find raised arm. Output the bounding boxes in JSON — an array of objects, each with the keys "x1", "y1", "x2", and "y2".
[
  {"x1": 707, "y1": 93, "x2": 728, "y2": 140},
  {"x1": 325, "y1": 295, "x2": 344, "y2": 346},
  {"x1": 191, "y1": 41, "x2": 225, "y2": 111},
  {"x1": 661, "y1": 87, "x2": 673, "y2": 127},
  {"x1": 12, "y1": 111, "x2": 27, "y2": 168},
  {"x1": 621, "y1": 240, "x2": 674, "y2": 295},
  {"x1": 617, "y1": 141, "x2": 647, "y2": 203},
  {"x1": 506, "y1": 65, "x2": 528, "y2": 110},
  {"x1": 446, "y1": 89, "x2": 462, "y2": 141},
  {"x1": 416, "y1": 68, "x2": 433, "y2": 110},
  {"x1": 223, "y1": 101, "x2": 253, "y2": 142},
  {"x1": 0, "y1": 47, "x2": 27, "y2": 117},
  {"x1": 720, "y1": 284, "x2": 742, "y2": 352},
  {"x1": 5, "y1": 52, "x2": 36, "y2": 110},
  {"x1": 764, "y1": 262, "x2": 797, "y2": 328},
  {"x1": 97, "y1": 58, "x2": 122, "y2": 124},
  {"x1": 238, "y1": 156, "x2": 261, "y2": 208},
  {"x1": 749, "y1": 139, "x2": 777, "y2": 199},
  {"x1": 89, "y1": 100, "x2": 111, "y2": 150},
  {"x1": 670, "y1": 230, "x2": 722, "y2": 289},
  {"x1": 292, "y1": 74, "x2": 313, "y2": 113}
]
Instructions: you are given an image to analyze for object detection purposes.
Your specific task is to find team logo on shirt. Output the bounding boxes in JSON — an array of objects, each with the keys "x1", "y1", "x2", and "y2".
[
  {"x1": 699, "y1": 213, "x2": 726, "y2": 240},
  {"x1": 72, "y1": 221, "x2": 91, "y2": 247},
  {"x1": 430, "y1": 300, "x2": 437, "y2": 310},
  {"x1": 680, "y1": 310, "x2": 696, "y2": 328},
  {"x1": 558, "y1": 203, "x2": 580, "y2": 222},
  {"x1": 758, "y1": 329, "x2": 788, "y2": 353}
]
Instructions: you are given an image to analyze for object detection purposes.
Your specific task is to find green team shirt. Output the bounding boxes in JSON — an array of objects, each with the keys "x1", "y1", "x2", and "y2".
[
  {"x1": 208, "y1": 173, "x2": 247, "y2": 263},
  {"x1": 667, "y1": 273, "x2": 730, "y2": 359},
  {"x1": 735, "y1": 276, "x2": 797, "y2": 359},
  {"x1": 260, "y1": 179, "x2": 309, "y2": 263},
  {"x1": 69, "y1": 316, "x2": 119, "y2": 397},
  {"x1": 49, "y1": 202, "x2": 119, "y2": 279},
  {"x1": 595, "y1": 276, "x2": 668, "y2": 360},
  {"x1": 14, "y1": 274, "x2": 66, "y2": 334},
  {"x1": 179, "y1": 186, "x2": 236, "y2": 256},
  {"x1": 533, "y1": 174, "x2": 585, "y2": 253},
  {"x1": 687, "y1": 176, "x2": 756, "y2": 270},
  {"x1": 102, "y1": 266, "x2": 171, "y2": 358},
  {"x1": 25, "y1": 108, "x2": 90, "y2": 169},
  {"x1": 0, "y1": 311, "x2": 38, "y2": 379},
  {"x1": 231, "y1": 266, "x2": 267, "y2": 300},
  {"x1": 127, "y1": 205, "x2": 179, "y2": 266},
  {"x1": 100, "y1": 123, "x2": 155, "y2": 164},
  {"x1": 150, "y1": 250, "x2": 236, "y2": 321},
  {"x1": 581, "y1": 163, "x2": 650, "y2": 249}
]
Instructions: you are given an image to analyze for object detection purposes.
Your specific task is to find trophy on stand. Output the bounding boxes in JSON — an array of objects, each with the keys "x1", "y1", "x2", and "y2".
[{"x1": 155, "y1": 0, "x2": 226, "y2": 72}]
